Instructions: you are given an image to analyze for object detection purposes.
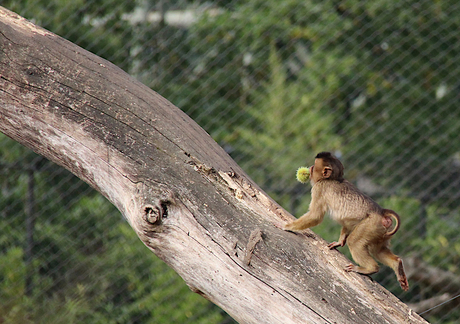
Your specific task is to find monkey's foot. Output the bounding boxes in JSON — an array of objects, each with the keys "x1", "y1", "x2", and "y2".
[
  {"x1": 344, "y1": 264, "x2": 355, "y2": 272},
  {"x1": 328, "y1": 241, "x2": 342, "y2": 249},
  {"x1": 397, "y1": 259, "x2": 409, "y2": 291},
  {"x1": 344, "y1": 264, "x2": 379, "y2": 276},
  {"x1": 343, "y1": 263, "x2": 358, "y2": 272},
  {"x1": 399, "y1": 278, "x2": 409, "y2": 291}
]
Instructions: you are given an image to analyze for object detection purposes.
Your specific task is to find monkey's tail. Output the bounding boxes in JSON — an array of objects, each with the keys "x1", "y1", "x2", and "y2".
[{"x1": 383, "y1": 209, "x2": 400, "y2": 236}]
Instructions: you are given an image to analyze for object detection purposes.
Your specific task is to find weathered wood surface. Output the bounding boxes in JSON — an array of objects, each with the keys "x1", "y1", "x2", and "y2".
[{"x1": 0, "y1": 7, "x2": 427, "y2": 324}]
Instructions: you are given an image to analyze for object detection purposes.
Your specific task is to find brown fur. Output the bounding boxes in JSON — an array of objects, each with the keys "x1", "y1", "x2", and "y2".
[{"x1": 283, "y1": 152, "x2": 409, "y2": 291}]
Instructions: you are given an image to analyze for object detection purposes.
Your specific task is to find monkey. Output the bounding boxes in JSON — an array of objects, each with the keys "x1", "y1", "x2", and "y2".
[{"x1": 281, "y1": 152, "x2": 409, "y2": 291}]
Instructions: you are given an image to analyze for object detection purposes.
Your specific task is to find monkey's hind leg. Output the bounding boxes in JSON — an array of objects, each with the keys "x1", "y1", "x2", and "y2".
[
  {"x1": 345, "y1": 230, "x2": 379, "y2": 275},
  {"x1": 345, "y1": 243, "x2": 380, "y2": 275},
  {"x1": 374, "y1": 246, "x2": 409, "y2": 291}
]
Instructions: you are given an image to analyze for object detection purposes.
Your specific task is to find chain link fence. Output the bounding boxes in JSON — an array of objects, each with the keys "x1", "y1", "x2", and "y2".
[{"x1": 1, "y1": 0, "x2": 460, "y2": 323}]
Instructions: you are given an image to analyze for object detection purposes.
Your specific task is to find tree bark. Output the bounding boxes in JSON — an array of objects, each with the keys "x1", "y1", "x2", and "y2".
[{"x1": 0, "y1": 7, "x2": 427, "y2": 324}]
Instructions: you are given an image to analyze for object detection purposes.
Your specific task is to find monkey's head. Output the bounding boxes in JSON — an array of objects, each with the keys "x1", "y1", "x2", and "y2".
[{"x1": 310, "y1": 152, "x2": 344, "y2": 184}]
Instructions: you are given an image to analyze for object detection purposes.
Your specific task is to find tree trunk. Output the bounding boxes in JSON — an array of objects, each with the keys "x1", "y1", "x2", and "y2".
[{"x1": 0, "y1": 7, "x2": 427, "y2": 324}]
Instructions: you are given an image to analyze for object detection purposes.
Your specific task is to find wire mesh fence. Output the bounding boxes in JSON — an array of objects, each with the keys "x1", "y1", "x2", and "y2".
[{"x1": 1, "y1": 0, "x2": 460, "y2": 323}]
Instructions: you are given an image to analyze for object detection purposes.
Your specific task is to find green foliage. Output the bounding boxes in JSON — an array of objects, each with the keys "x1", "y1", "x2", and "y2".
[
  {"x1": 230, "y1": 43, "x2": 343, "y2": 206},
  {"x1": 0, "y1": 248, "x2": 28, "y2": 307},
  {"x1": 0, "y1": 170, "x2": 228, "y2": 323}
]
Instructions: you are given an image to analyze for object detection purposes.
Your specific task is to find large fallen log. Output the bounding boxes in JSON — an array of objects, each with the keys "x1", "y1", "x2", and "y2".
[{"x1": 0, "y1": 7, "x2": 427, "y2": 324}]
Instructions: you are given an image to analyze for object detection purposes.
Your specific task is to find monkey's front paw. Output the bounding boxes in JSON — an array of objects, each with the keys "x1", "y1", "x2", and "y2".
[
  {"x1": 274, "y1": 223, "x2": 285, "y2": 230},
  {"x1": 276, "y1": 223, "x2": 299, "y2": 233},
  {"x1": 344, "y1": 264, "x2": 356, "y2": 272},
  {"x1": 275, "y1": 223, "x2": 293, "y2": 231}
]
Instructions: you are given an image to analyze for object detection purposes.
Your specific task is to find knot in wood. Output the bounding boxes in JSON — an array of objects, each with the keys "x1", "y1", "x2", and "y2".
[
  {"x1": 24, "y1": 65, "x2": 42, "y2": 81},
  {"x1": 143, "y1": 205, "x2": 162, "y2": 225}
]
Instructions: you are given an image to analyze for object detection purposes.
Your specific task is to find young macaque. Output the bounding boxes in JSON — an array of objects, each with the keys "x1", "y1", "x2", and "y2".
[{"x1": 282, "y1": 152, "x2": 409, "y2": 291}]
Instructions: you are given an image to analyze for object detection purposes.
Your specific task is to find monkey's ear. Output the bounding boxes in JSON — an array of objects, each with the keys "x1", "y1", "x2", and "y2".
[{"x1": 323, "y1": 167, "x2": 333, "y2": 178}]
